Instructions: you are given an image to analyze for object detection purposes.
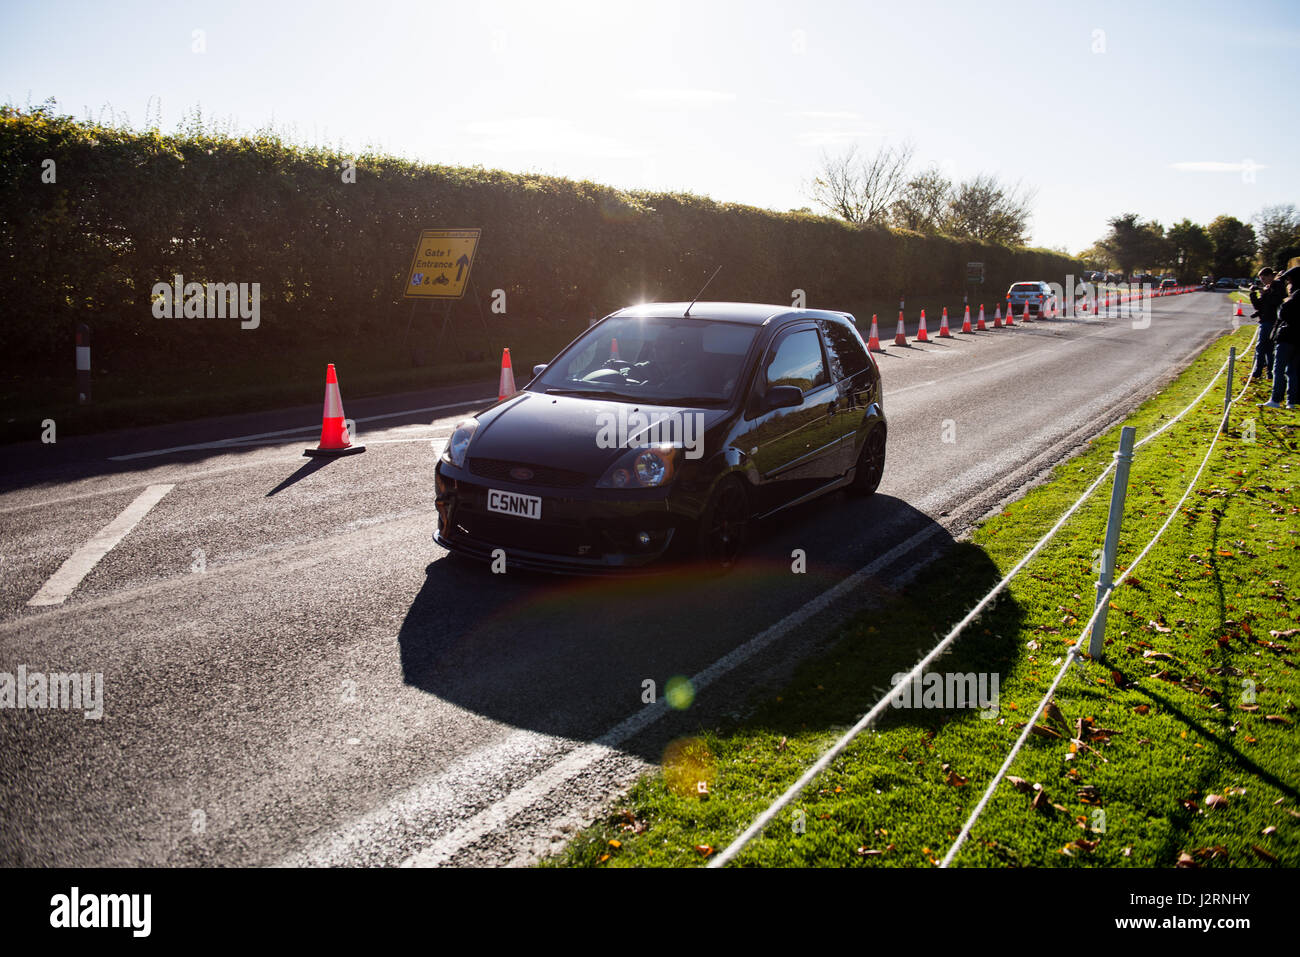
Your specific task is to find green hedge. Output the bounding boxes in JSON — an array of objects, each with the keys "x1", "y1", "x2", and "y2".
[{"x1": 1, "y1": 106, "x2": 1081, "y2": 402}]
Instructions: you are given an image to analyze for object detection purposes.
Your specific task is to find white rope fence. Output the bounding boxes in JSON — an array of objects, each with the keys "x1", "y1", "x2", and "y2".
[
  {"x1": 941, "y1": 350, "x2": 1243, "y2": 864},
  {"x1": 710, "y1": 331, "x2": 1257, "y2": 868}
]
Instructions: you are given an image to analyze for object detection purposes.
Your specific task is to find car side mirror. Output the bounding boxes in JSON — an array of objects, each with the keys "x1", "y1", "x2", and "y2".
[
  {"x1": 532, "y1": 364, "x2": 548, "y2": 377},
  {"x1": 762, "y1": 385, "x2": 804, "y2": 413}
]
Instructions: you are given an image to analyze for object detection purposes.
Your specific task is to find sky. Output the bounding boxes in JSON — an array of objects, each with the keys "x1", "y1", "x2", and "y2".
[{"x1": 2, "y1": 0, "x2": 1297, "y2": 253}]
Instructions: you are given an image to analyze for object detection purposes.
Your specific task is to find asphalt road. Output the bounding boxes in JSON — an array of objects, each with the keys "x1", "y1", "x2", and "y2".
[{"x1": 0, "y1": 292, "x2": 1246, "y2": 866}]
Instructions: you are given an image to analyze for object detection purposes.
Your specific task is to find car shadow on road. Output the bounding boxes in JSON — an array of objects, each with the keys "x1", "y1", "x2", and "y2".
[{"x1": 395, "y1": 490, "x2": 1024, "y2": 765}]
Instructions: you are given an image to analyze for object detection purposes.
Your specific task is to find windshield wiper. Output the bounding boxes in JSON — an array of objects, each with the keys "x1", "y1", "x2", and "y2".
[
  {"x1": 658, "y1": 395, "x2": 727, "y2": 407},
  {"x1": 543, "y1": 388, "x2": 637, "y2": 401}
]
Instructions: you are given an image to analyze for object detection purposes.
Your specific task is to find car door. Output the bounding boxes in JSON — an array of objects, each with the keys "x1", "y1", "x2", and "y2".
[
  {"x1": 818, "y1": 317, "x2": 876, "y2": 473},
  {"x1": 740, "y1": 322, "x2": 841, "y2": 513}
]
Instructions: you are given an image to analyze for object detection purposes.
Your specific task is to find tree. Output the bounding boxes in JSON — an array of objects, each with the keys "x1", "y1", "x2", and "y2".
[
  {"x1": 1253, "y1": 204, "x2": 1300, "y2": 271},
  {"x1": 1077, "y1": 243, "x2": 1113, "y2": 271},
  {"x1": 807, "y1": 141, "x2": 915, "y2": 225},
  {"x1": 1166, "y1": 219, "x2": 1213, "y2": 279},
  {"x1": 944, "y1": 173, "x2": 1035, "y2": 245},
  {"x1": 1141, "y1": 220, "x2": 1173, "y2": 272},
  {"x1": 889, "y1": 166, "x2": 951, "y2": 233},
  {"x1": 1207, "y1": 215, "x2": 1257, "y2": 276},
  {"x1": 1099, "y1": 213, "x2": 1165, "y2": 276}
]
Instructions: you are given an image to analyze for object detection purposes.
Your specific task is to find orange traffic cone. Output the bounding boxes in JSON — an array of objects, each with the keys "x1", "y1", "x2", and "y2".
[
  {"x1": 304, "y1": 363, "x2": 365, "y2": 457},
  {"x1": 915, "y1": 309, "x2": 930, "y2": 342},
  {"x1": 993, "y1": 304, "x2": 1003, "y2": 328},
  {"x1": 498, "y1": 347, "x2": 518, "y2": 401},
  {"x1": 894, "y1": 310, "x2": 909, "y2": 346},
  {"x1": 976, "y1": 304, "x2": 987, "y2": 331},
  {"x1": 960, "y1": 305, "x2": 974, "y2": 333},
  {"x1": 938, "y1": 307, "x2": 953, "y2": 338},
  {"x1": 1233, "y1": 301, "x2": 1244, "y2": 318},
  {"x1": 1004, "y1": 302, "x2": 1015, "y2": 326},
  {"x1": 867, "y1": 314, "x2": 884, "y2": 352},
  {"x1": 1021, "y1": 301, "x2": 1032, "y2": 323}
]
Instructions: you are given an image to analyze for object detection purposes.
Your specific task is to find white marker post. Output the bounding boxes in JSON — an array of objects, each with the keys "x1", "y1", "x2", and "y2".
[{"x1": 1089, "y1": 426, "x2": 1136, "y2": 659}]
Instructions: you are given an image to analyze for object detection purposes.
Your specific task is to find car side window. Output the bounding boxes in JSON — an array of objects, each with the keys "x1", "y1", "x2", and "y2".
[
  {"x1": 765, "y1": 328, "x2": 827, "y2": 393},
  {"x1": 819, "y1": 319, "x2": 871, "y2": 381}
]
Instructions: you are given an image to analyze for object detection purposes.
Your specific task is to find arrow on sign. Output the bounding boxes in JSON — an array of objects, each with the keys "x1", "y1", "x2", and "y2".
[{"x1": 455, "y1": 254, "x2": 470, "y2": 282}]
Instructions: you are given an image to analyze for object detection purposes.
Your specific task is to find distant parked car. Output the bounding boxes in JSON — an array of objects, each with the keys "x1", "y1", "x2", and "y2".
[
  {"x1": 1160, "y1": 279, "x2": 1178, "y2": 292},
  {"x1": 1214, "y1": 278, "x2": 1236, "y2": 289},
  {"x1": 1006, "y1": 281, "x2": 1052, "y2": 317}
]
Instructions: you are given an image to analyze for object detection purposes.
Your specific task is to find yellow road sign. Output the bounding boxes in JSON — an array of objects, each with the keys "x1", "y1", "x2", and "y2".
[{"x1": 403, "y1": 228, "x2": 480, "y2": 299}]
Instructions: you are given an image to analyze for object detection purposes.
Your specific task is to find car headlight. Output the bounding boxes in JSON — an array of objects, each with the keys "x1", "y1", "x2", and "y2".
[
  {"x1": 443, "y1": 418, "x2": 479, "y2": 468},
  {"x1": 596, "y1": 445, "x2": 679, "y2": 489}
]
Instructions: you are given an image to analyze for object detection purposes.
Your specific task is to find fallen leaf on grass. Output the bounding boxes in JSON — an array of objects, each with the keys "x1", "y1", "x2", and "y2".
[
  {"x1": 1008, "y1": 776, "x2": 1032, "y2": 793},
  {"x1": 1133, "y1": 705, "x2": 1150, "y2": 715},
  {"x1": 1263, "y1": 714, "x2": 1294, "y2": 725},
  {"x1": 1061, "y1": 838, "x2": 1099, "y2": 856},
  {"x1": 1030, "y1": 724, "x2": 1061, "y2": 739},
  {"x1": 1045, "y1": 699, "x2": 1068, "y2": 729},
  {"x1": 1262, "y1": 826, "x2": 1278, "y2": 836},
  {"x1": 693, "y1": 844, "x2": 713, "y2": 858},
  {"x1": 1251, "y1": 844, "x2": 1278, "y2": 864},
  {"x1": 1205, "y1": 794, "x2": 1229, "y2": 809},
  {"x1": 856, "y1": 844, "x2": 894, "y2": 857}
]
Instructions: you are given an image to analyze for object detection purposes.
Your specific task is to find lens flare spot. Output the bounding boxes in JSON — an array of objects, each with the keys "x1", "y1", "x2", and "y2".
[
  {"x1": 662, "y1": 737, "x2": 715, "y2": 799},
  {"x1": 664, "y1": 675, "x2": 695, "y2": 710}
]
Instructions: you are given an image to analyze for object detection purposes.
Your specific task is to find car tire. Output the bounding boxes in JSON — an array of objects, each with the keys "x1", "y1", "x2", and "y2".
[
  {"x1": 849, "y1": 425, "x2": 886, "y2": 496},
  {"x1": 696, "y1": 476, "x2": 750, "y2": 572}
]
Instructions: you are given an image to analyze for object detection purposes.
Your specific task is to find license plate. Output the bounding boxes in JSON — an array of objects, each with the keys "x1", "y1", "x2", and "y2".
[{"x1": 487, "y1": 488, "x2": 542, "y2": 520}]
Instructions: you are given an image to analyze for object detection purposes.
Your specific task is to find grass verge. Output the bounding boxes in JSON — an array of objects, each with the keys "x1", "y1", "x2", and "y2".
[{"x1": 544, "y1": 324, "x2": 1299, "y2": 868}]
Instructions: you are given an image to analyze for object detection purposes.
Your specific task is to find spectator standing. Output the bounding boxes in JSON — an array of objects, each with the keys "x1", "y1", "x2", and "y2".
[
  {"x1": 1250, "y1": 267, "x2": 1285, "y2": 379},
  {"x1": 1260, "y1": 267, "x2": 1300, "y2": 409}
]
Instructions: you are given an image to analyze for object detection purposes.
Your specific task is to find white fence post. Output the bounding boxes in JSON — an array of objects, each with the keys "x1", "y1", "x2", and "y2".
[{"x1": 1089, "y1": 425, "x2": 1137, "y2": 660}]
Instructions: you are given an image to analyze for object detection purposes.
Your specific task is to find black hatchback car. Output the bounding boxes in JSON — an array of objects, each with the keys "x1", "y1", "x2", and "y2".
[{"x1": 434, "y1": 302, "x2": 887, "y2": 573}]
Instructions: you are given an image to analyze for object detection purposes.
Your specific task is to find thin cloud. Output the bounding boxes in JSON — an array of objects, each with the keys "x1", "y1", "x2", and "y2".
[
  {"x1": 786, "y1": 110, "x2": 863, "y2": 120},
  {"x1": 633, "y1": 88, "x2": 737, "y2": 105},
  {"x1": 1169, "y1": 161, "x2": 1268, "y2": 173}
]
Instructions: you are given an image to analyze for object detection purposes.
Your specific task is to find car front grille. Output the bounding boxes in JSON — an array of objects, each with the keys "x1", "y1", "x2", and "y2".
[
  {"x1": 467, "y1": 457, "x2": 588, "y2": 488},
  {"x1": 455, "y1": 511, "x2": 591, "y2": 556}
]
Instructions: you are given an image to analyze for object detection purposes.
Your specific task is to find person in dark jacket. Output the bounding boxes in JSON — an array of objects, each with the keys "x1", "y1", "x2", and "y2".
[
  {"x1": 1250, "y1": 267, "x2": 1284, "y2": 379},
  {"x1": 1261, "y1": 267, "x2": 1300, "y2": 409}
]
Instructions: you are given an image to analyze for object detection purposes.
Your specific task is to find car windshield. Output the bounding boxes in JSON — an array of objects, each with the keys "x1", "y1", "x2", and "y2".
[
  {"x1": 532, "y1": 314, "x2": 759, "y2": 405},
  {"x1": 1010, "y1": 283, "x2": 1040, "y2": 293}
]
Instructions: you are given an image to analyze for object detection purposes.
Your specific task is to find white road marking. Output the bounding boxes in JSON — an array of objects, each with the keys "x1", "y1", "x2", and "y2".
[
  {"x1": 26, "y1": 484, "x2": 175, "y2": 606},
  {"x1": 380, "y1": 521, "x2": 944, "y2": 867},
  {"x1": 108, "y1": 397, "x2": 492, "y2": 461}
]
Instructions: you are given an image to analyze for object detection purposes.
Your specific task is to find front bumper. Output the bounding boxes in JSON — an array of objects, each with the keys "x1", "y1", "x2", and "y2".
[{"x1": 434, "y1": 459, "x2": 696, "y2": 573}]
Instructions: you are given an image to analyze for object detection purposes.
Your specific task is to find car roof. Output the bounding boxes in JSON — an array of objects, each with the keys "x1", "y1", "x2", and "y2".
[{"x1": 608, "y1": 301, "x2": 854, "y2": 326}]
